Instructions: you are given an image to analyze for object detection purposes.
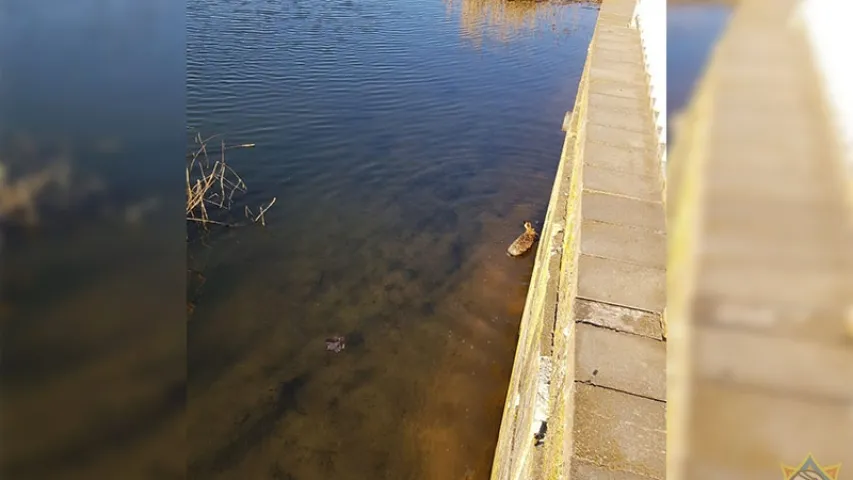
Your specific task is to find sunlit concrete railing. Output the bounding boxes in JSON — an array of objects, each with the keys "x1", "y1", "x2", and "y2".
[{"x1": 633, "y1": 0, "x2": 666, "y2": 166}]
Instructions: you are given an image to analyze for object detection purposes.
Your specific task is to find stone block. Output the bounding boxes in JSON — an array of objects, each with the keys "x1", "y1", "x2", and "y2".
[
  {"x1": 586, "y1": 123, "x2": 653, "y2": 152},
  {"x1": 583, "y1": 165, "x2": 662, "y2": 203},
  {"x1": 588, "y1": 92, "x2": 648, "y2": 115},
  {"x1": 575, "y1": 323, "x2": 666, "y2": 400},
  {"x1": 584, "y1": 140, "x2": 658, "y2": 178},
  {"x1": 572, "y1": 457, "x2": 662, "y2": 479},
  {"x1": 587, "y1": 102, "x2": 650, "y2": 133},
  {"x1": 588, "y1": 78, "x2": 647, "y2": 102},
  {"x1": 581, "y1": 191, "x2": 665, "y2": 233},
  {"x1": 574, "y1": 299, "x2": 663, "y2": 339},
  {"x1": 577, "y1": 254, "x2": 665, "y2": 313},
  {"x1": 694, "y1": 325, "x2": 853, "y2": 400},
  {"x1": 573, "y1": 383, "x2": 666, "y2": 479},
  {"x1": 589, "y1": 64, "x2": 646, "y2": 88},
  {"x1": 685, "y1": 381, "x2": 853, "y2": 478},
  {"x1": 581, "y1": 219, "x2": 664, "y2": 268}
]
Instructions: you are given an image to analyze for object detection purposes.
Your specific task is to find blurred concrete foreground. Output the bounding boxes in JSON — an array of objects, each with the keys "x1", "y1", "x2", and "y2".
[{"x1": 666, "y1": 0, "x2": 853, "y2": 479}]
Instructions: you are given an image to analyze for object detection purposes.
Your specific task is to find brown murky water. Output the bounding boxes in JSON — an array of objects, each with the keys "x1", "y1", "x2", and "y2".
[{"x1": 1, "y1": 1, "x2": 186, "y2": 476}]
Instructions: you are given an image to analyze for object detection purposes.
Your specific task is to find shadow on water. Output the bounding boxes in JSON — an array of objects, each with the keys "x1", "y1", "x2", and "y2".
[
  {"x1": 186, "y1": 0, "x2": 599, "y2": 478},
  {"x1": 1, "y1": 216, "x2": 185, "y2": 479}
]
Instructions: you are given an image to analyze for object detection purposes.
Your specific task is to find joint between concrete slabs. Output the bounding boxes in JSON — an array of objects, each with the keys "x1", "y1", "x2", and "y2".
[
  {"x1": 588, "y1": 78, "x2": 648, "y2": 102},
  {"x1": 583, "y1": 187, "x2": 663, "y2": 204},
  {"x1": 577, "y1": 318, "x2": 663, "y2": 341},
  {"x1": 576, "y1": 380, "x2": 666, "y2": 405},
  {"x1": 697, "y1": 377, "x2": 853, "y2": 407},
  {"x1": 579, "y1": 251, "x2": 665, "y2": 272},
  {"x1": 583, "y1": 161, "x2": 661, "y2": 185},
  {"x1": 577, "y1": 216, "x2": 664, "y2": 237},
  {"x1": 576, "y1": 294, "x2": 663, "y2": 317},
  {"x1": 586, "y1": 124, "x2": 655, "y2": 152}
]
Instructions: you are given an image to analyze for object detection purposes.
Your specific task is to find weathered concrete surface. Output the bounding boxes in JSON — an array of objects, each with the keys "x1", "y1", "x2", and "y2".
[
  {"x1": 575, "y1": 299, "x2": 663, "y2": 340},
  {"x1": 490, "y1": 0, "x2": 667, "y2": 478},
  {"x1": 666, "y1": 0, "x2": 853, "y2": 478},
  {"x1": 575, "y1": 323, "x2": 666, "y2": 400},
  {"x1": 573, "y1": 383, "x2": 666, "y2": 479}
]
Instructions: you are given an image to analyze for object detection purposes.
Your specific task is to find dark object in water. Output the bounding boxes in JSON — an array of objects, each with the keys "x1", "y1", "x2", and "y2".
[
  {"x1": 325, "y1": 335, "x2": 346, "y2": 353},
  {"x1": 507, "y1": 221, "x2": 538, "y2": 257}
]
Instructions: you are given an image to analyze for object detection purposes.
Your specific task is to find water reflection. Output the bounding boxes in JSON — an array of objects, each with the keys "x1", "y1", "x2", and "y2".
[
  {"x1": 667, "y1": 4, "x2": 732, "y2": 143},
  {"x1": 448, "y1": 0, "x2": 597, "y2": 44}
]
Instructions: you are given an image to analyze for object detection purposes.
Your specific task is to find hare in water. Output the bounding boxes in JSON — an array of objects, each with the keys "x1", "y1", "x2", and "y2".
[{"x1": 507, "y1": 221, "x2": 538, "y2": 257}]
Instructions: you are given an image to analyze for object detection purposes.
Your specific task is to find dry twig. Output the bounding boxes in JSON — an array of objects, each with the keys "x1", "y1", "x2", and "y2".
[{"x1": 186, "y1": 133, "x2": 272, "y2": 229}]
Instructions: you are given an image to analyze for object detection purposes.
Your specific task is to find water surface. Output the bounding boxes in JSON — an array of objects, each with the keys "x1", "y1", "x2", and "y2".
[
  {"x1": 667, "y1": 3, "x2": 732, "y2": 143},
  {"x1": 187, "y1": 0, "x2": 598, "y2": 478}
]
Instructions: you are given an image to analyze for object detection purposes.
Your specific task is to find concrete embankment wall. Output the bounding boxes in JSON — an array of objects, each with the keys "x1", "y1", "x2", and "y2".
[{"x1": 490, "y1": 0, "x2": 667, "y2": 478}]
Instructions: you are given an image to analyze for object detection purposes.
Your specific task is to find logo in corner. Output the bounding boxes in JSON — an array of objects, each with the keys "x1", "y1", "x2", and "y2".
[{"x1": 781, "y1": 454, "x2": 841, "y2": 480}]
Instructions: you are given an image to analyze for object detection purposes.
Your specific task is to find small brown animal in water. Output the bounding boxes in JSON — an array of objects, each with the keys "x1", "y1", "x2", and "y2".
[
  {"x1": 325, "y1": 335, "x2": 346, "y2": 353},
  {"x1": 507, "y1": 221, "x2": 538, "y2": 257}
]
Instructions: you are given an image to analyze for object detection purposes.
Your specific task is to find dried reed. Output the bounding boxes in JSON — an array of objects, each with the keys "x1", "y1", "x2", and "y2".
[{"x1": 186, "y1": 132, "x2": 275, "y2": 228}]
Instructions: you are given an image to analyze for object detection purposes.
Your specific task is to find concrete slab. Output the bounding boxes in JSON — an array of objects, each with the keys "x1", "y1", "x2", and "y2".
[
  {"x1": 573, "y1": 383, "x2": 666, "y2": 479},
  {"x1": 694, "y1": 325, "x2": 853, "y2": 400},
  {"x1": 575, "y1": 323, "x2": 666, "y2": 400},
  {"x1": 598, "y1": 3, "x2": 636, "y2": 17},
  {"x1": 588, "y1": 78, "x2": 648, "y2": 102},
  {"x1": 697, "y1": 263, "x2": 847, "y2": 311},
  {"x1": 691, "y1": 294, "x2": 853, "y2": 345},
  {"x1": 581, "y1": 219, "x2": 665, "y2": 268},
  {"x1": 571, "y1": 457, "x2": 662, "y2": 479},
  {"x1": 594, "y1": 41, "x2": 642, "y2": 61},
  {"x1": 574, "y1": 299, "x2": 663, "y2": 339},
  {"x1": 687, "y1": 382, "x2": 853, "y2": 475},
  {"x1": 589, "y1": 64, "x2": 646, "y2": 87},
  {"x1": 577, "y1": 254, "x2": 665, "y2": 313},
  {"x1": 595, "y1": 47, "x2": 646, "y2": 67},
  {"x1": 581, "y1": 190, "x2": 665, "y2": 233},
  {"x1": 584, "y1": 140, "x2": 658, "y2": 178},
  {"x1": 584, "y1": 164, "x2": 662, "y2": 203},
  {"x1": 596, "y1": 13, "x2": 636, "y2": 30},
  {"x1": 593, "y1": 29, "x2": 641, "y2": 46},
  {"x1": 586, "y1": 123, "x2": 653, "y2": 152},
  {"x1": 587, "y1": 102, "x2": 650, "y2": 133},
  {"x1": 588, "y1": 92, "x2": 649, "y2": 114}
]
